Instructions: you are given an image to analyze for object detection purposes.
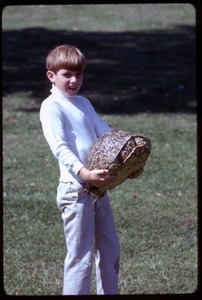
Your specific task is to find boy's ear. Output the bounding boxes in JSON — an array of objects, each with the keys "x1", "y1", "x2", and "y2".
[{"x1": 46, "y1": 70, "x2": 55, "y2": 83}]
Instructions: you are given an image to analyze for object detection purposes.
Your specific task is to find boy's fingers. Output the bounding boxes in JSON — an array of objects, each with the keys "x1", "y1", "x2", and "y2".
[
  {"x1": 95, "y1": 169, "x2": 117, "y2": 180},
  {"x1": 99, "y1": 169, "x2": 109, "y2": 174}
]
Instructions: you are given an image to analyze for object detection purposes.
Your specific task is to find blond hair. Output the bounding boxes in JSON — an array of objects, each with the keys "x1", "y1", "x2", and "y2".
[{"x1": 46, "y1": 44, "x2": 86, "y2": 73}]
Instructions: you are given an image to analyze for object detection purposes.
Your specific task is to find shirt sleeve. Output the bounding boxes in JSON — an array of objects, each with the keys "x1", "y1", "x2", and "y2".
[
  {"x1": 89, "y1": 102, "x2": 113, "y2": 138},
  {"x1": 39, "y1": 99, "x2": 84, "y2": 176}
]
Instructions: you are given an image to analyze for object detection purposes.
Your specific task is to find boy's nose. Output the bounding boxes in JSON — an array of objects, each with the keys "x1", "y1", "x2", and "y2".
[{"x1": 70, "y1": 76, "x2": 76, "y2": 82}]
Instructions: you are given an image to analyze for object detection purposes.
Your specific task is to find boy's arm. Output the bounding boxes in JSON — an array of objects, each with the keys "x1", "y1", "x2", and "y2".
[
  {"x1": 40, "y1": 100, "x2": 84, "y2": 176},
  {"x1": 89, "y1": 102, "x2": 113, "y2": 137}
]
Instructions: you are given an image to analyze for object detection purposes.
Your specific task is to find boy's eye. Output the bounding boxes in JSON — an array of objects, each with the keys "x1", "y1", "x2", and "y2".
[
  {"x1": 63, "y1": 72, "x2": 82, "y2": 78},
  {"x1": 63, "y1": 72, "x2": 71, "y2": 78}
]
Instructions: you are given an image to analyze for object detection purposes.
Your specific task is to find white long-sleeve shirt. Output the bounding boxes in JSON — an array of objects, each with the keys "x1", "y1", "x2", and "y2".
[{"x1": 40, "y1": 85, "x2": 112, "y2": 183}]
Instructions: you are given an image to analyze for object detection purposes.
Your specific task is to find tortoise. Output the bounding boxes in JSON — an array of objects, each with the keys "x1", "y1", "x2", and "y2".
[{"x1": 84, "y1": 130, "x2": 151, "y2": 197}]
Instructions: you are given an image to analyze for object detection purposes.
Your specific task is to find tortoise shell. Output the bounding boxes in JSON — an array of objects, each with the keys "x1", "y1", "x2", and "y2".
[{"x1": 84, "y1": 130, "x2": 151, "y2": 197}]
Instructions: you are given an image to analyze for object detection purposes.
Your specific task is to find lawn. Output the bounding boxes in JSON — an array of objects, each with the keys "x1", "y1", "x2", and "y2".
[{"x1": 2, "y1": 3, "x2": 197, "y2": 295}]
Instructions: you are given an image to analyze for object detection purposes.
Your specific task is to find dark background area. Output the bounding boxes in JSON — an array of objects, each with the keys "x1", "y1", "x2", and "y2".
[{"x1": 2, "y1": 24, "x2": 196, "y2": 114}]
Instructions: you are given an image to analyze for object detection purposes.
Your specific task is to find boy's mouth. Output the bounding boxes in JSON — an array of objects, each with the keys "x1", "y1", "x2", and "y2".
[{"x1": 68, "y1": 86, "x2": 77, "y2": 91}]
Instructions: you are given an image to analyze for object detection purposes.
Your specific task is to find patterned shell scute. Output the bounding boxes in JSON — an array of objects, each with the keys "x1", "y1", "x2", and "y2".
[
  {"x1": 86, "y1": 130, "x2": 136, "y2": 170},
  {"x1": 85, "y1": 130, "x2": 151, "y2": 197}
]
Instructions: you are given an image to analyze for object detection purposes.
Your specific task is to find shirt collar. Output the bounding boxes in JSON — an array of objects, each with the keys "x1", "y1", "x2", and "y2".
[
  {"x1": 50, "y1": 84, "x2": 67, "y2": 99},
  {"x1": 50, "y1": 84, "x2": 76, "y2": 101}
]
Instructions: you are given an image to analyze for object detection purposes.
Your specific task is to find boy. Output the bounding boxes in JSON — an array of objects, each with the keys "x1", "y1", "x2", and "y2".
[{"x1": 40, "y1": 44, "x2": 142, "y2": 295}]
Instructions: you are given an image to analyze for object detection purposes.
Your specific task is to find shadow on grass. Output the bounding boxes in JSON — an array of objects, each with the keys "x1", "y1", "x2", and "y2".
[{"x1": 3, "y1": 25, "x2": 196, "y2": 114}]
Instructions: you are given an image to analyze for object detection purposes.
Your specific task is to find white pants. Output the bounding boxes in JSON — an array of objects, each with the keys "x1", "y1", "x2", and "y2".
[{"x1": 56, "y1": 181, "x2": 120, "y2": 295}]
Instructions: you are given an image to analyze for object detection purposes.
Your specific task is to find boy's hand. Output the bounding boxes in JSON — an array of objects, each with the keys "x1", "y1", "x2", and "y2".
[{"x1": 78, "y1": 167, "x2": 117, "y2": 187}]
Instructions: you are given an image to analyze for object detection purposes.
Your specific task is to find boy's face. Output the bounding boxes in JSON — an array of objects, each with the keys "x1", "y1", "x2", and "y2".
[{"x1": 47, "y1": 69, "x2": 83, "y2": 97}]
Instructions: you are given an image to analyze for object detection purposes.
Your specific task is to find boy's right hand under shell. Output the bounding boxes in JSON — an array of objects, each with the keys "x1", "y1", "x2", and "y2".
[{"x1": 78, "y1": 167, "x2": 117, "y2": 187}]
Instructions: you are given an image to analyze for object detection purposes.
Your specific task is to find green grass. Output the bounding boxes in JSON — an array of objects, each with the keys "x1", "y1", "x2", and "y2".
[
  {"x1": 3, "y1": 104, "x2": 197, "y2": 295},
  {"x1": 2, "y1": 4, "x2": 195, "y2": 30},
  {"x1": 3, "y1": 4, "x2": 197, "y2": 295}
]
